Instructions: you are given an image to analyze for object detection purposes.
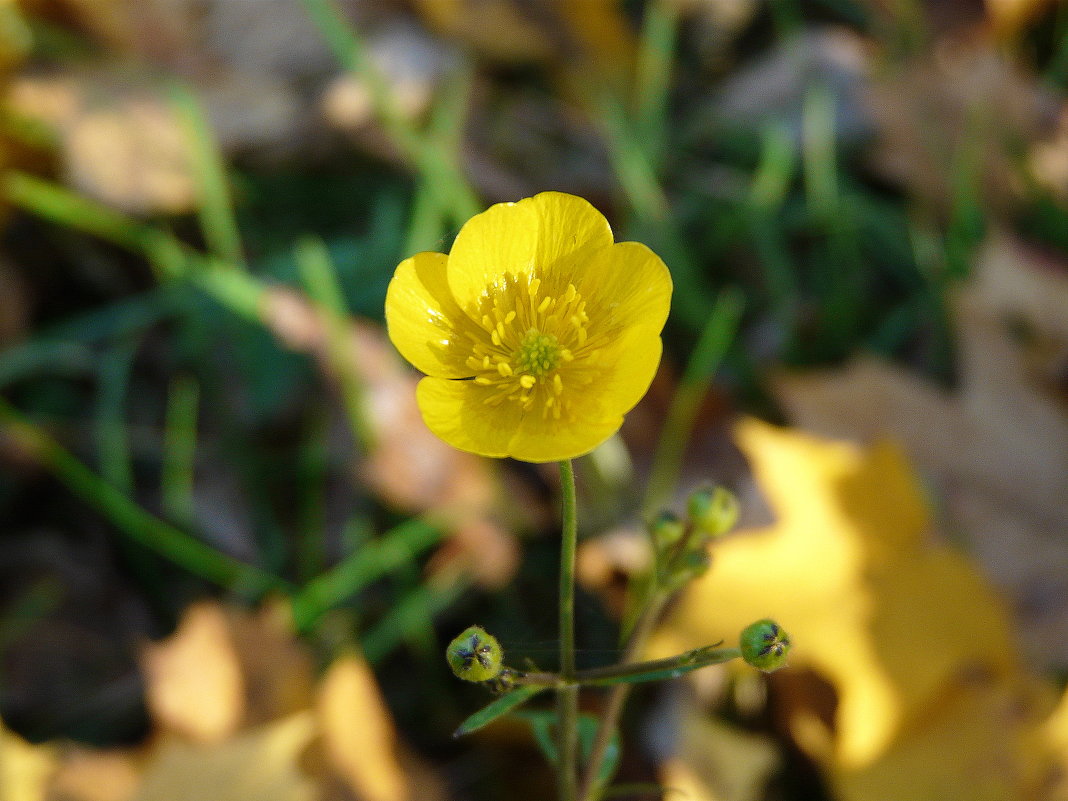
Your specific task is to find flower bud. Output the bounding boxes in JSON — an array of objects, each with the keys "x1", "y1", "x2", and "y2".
[
  {"x1": 447, "y1": 625, "x2": 504, "y2": 683},
  {"x1": 687, "y1": 486, "x2": 739, "y2": 537},
  {"x1": 739, "y1": 619, "x2": 790, "y2": 672},
  {"x1": 652, "y1": 510, "x2": 686, "y2": 549},
  {"x1": 663, "y1": 548, "x2": 712, "y2": 592}
]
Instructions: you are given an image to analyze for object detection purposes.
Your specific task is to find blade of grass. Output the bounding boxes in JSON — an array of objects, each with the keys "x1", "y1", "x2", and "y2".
[
  {"x1": 0, "y1": 341, "x2": 95, "y2": 387},
  {"x1": 595, "y1": 92, "x2": 669, "y2": 220},
  {"x1": 642, "y1": 287, "x2": 744, "y2": 518},
  {"x1": 161, "y1": 374, "x2": 199, "y2": 523},
  {"x1": 403, "y1": 180, "x2": 446, "y2": 256},
  {"x1": 633, "y1": 0, "x2": 679, "y2": 165},
  {"x1": 298, "y1": 0, "x2": 420, "y2": 158},
  {"x1": 94, "y1": 338, "x2": 139, "y2": 493},
  {"x1": 295, "y1": 409, "x2": 329, "y2": 583},
  {"x1": 3, "y1": 172, "x2": 191, "y2": 284},
  {"x1": 747, "y1": 124, "x2": 799, "y2": 335},
  {"x1": 169, "y1": 82, "x2": 245, "y2": 267},
  {"x1": 0, "y1": 396, "x2": 286, "y2": 594},
  {"x1": 290, "y1": 517, "x2": 442, "y2": 632},
  {"x1": 5, "y1": 172, "x2": 272, "y2": 326},
  {"x1": 361, "y1": 573, "x2": 470, "y2": 663},
  {"x1": 293, "y1": 235, "x2": 372, "y2": 449},
  {"x1": 802, "y1": 86, "x2": 864, "y2": 353},
  {"x1": 300, "y1": 0, "x2": 481, "y2": 220}
]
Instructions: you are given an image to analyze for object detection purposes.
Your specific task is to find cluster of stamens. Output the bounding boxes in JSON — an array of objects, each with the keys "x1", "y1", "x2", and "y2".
[{"x1": 464, "y1": 273, "x2": 595, "y2": 419}]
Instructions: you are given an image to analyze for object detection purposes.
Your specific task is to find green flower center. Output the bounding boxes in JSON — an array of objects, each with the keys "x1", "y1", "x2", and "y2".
[{"x1": 514, "y1": 328, "x2": 560, "y2": 376}]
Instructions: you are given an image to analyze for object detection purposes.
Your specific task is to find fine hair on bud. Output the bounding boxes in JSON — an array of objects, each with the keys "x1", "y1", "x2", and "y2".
[
  {"x1": 447, "y1": 625, "x2": 505, "y2": 683},
  {"x1": 687, "y1": 485, "x2": 740, "y2": 537},
  {"x1": 739, "y1": 618, "x2": 791, "y2": 672}
]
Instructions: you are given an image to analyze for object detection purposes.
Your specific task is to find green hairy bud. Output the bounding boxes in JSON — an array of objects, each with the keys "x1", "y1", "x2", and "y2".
[
  {"x1": 447, "y1": 625, "x2": 505, "y2": 683},
  {"x1": 652, "y1": 510, "x2": 686, "y2": 549},
  {"x1": 687, "y1": 485, "x2": 740, "y2": 538},
  {"x1": 739, "y1": 619, "x2": 791, "y2": 672}
]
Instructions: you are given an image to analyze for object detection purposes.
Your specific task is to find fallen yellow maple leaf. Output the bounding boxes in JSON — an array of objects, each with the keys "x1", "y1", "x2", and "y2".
[
  {"x1": 0, "y1": 719, "x2": 56, "y2": 801},
  {"x1": 652, "y1": 419, "x2": 1039, "y2": 797},
  {"x1": 132, "y1": 712, "x2": 317, "y2": 801}
]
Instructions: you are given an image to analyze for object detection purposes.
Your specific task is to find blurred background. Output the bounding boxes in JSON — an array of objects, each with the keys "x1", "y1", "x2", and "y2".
[{"x1": 0, "y1": 0, "x2": 1067, "y2": 800}]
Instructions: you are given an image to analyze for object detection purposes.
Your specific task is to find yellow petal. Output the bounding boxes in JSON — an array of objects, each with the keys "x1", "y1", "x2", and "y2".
[
  {"x1": 529, "y1": 191, "x2": 614, "y2": 280},
  {"x1": 385, "y1": 251, "x2": 472, "y2": 378},
  {"x1": 501, "y1": 336, "x2": 660, "y2": 462},
  {"x1": 416, "y1": 377, "x2": 525, "y2": 458},
  {"x1": 508, "y1": 405, "x2": 624, "y2": 463},
  {"x1": 575, "y1": 240, "x2": 673, "y2": 337},
  {"x1": 447, "y1": 192, "x2": 614, "y2": 311},
  {"x1": 595, "y1": 330, "x2": 664, "y2": 416}
]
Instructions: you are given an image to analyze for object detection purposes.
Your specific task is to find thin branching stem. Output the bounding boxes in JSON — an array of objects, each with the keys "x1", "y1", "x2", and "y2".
[{"x1": 558, "y1": 459, "x2": 579, "y2": 801}]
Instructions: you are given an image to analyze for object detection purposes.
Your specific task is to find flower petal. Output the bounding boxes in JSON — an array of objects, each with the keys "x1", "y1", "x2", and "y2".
[
  {"x1": 447, "y1": 192, "x2": 614, "y2": 312},
  {"x1": 575, "y1": 241, "x2": 673, "y2": 339},
  {"x1": 385, "y1": 251, "x2": 473, "y2": 378},
  {"x1": 507, "y1": 409, "x2": 624, "y2": 463},
  {"x1": 595, "y1": 329, "x2": 664, "y2": 416},
  {"x1": 416, "y1": 377, "x2": 525, "y2": 459}
]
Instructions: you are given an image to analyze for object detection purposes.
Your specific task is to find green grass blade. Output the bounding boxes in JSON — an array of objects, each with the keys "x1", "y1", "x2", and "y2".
[
  {"x1": 94, "y1": 339, "x2": 138, "y2": 493},
  {"x1": 290, "y1": 518, "x2": 442, "y2": 631},
  {"x1": 0, "y1": 397, "x2": 285, "y2": 595},
  {"x1": 634, "y1": 0, "x2": 679, "y2": 164},
  {"x1": 161, "y1": 374, "x2": 199, "y2": 523},
  {"x1": 169, "y1": 82, "x2": 245, "y2": 267},
  {"x1": 361, "y1": 574, "x2": 470, "y2": 663},
  {"x1": 294, "y1": 235, "x2": 372, "y2": 449},
  {"x1": 298, "y1": 0, "x2": 420, "y2": 159},
  {"x1": 642, "y1": 287, "x2": 744, "y2": 517}
]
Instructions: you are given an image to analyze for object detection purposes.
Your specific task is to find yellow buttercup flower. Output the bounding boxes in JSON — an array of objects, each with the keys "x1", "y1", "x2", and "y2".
[{"x1": 385, "y1": 192, "x2": 672, "y2": 462}]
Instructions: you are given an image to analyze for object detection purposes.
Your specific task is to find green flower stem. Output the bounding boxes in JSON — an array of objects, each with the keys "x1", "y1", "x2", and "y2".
[
  {"x1": 558, "y1": 459, "x2": 579, "y2": 801},
  {"x1": 512, "y1": 644, "x2": 740, "y2": 689},
  {"x1": 578, "y1": 591, "x2": 668, "y2": 801}
]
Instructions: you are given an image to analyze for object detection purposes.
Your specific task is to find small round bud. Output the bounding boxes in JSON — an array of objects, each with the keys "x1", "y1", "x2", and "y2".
[
  {"x1": 652, "y1": 511, "x2": 686, "y2": 549},
  {"x1": 739, "y1": 619, "x2": 790, "y2": 672},
  {"x1": 688, "y1": 486, "x2": 740, "y2": 537},
  {"x1": 447, "y1": 625, "x2": 504, "y2": 683}
]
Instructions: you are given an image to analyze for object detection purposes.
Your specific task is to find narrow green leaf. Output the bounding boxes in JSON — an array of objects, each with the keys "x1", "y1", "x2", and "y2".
[
  {"x1": 453, "y1": 686, "x2": 546, "y2": 738},
  {"x1": 294, "y1": 236, "x2": 372, "y2": 449},
  {"x1": 169, "y1": 82, "x2": 244, "y2": 267},
  {"x1": 514, "y1": 711, "x2": 621, "y2": 784},
  {"x1": 0, "y1": 397, "x2": 285, "y2": 595},
  {"x1": 573, "y1": 646, "x2": 741, "y2": 687},
  {"x1": 162, "y1": 375, "x2": 200, "y2": 523},
  {"x1": 642, "y1": 287, "x2": 744, "y2": 517},
  {"x1": 290, "y1": 518, "x2": 441, "y2": 631}
]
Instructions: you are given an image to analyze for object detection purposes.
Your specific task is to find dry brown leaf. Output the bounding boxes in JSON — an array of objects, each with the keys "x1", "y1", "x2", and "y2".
[
  {"x1": 321, "y1": 21, "x2": 455, "y2": 134},
  {"x1": 1030, "y1": 104, "x2": 1068, "y2": 201},
  {"x1": 261, "y1": 288, "x2": 517, "y2": 587},
  {"x1": 315, "y1": 653, "x2": 409, "y2": 801},
  {"x1": 46, "y1": 748, "x2": 141, "y2": 801},
  {"x1": 670, "y1": 715, "x2": 780, "y2": 801},
  {"x1": 772, "y1": 229, "x2": 1068, "y2": 669},
  {"x1": 262, "y1": 287, "x2": 498, "y2": 517},
  {"x1": 413, "y1": 0, "x2": 633, "y2": 86},
  {"x1": 139, "y1": 602, "x2": 244, "y2": 744},
  {"x1": 225, "y1": 600, "x2": 317, "y2": 727},
  {"x1": 985, "y1": 0, "x2": 1059, "y2": 38},
  {"x1": 7, "y1": 71, "x2": 195, "y2": 215},
  {"x1": 132, "y1": 713, "x2": 317, "y2": 801},
  {"x1": 867, "y1": 43, "x2": 1053, "y2": 212}
]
